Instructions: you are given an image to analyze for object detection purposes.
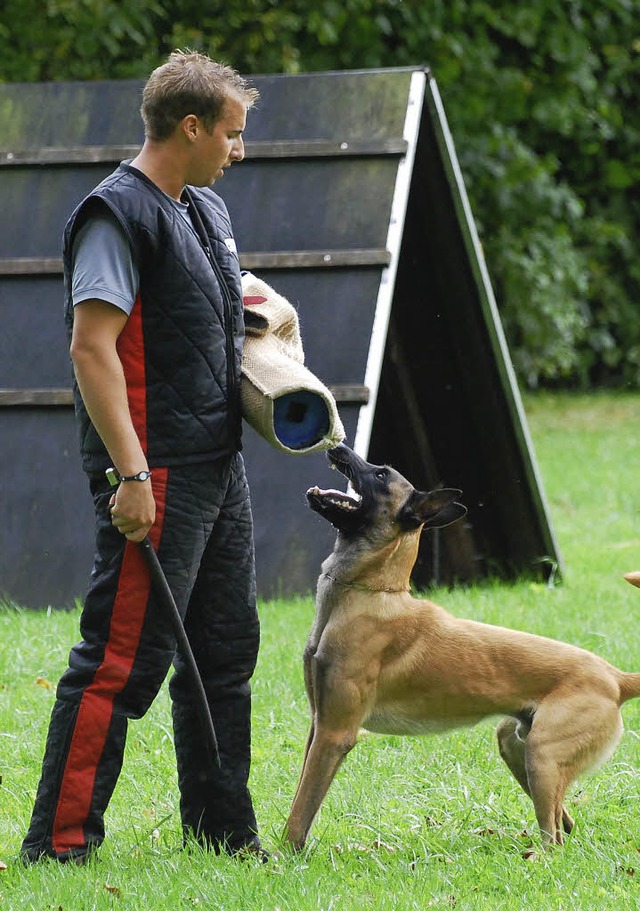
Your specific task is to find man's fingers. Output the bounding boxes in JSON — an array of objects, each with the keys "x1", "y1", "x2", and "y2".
[
  {"x1": 110, "y1": 508, "x2": 152, "y2": 541},
  {"x1": 110, "y1": 512, "x2": 147, "y2": 536},
  {"x1": 114, "y1": 522, "x2": 151, "y2": 541}
]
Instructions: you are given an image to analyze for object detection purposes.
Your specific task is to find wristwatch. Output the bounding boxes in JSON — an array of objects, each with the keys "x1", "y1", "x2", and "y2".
[
  {"x1": 106, "y1": 467, "x2": 152, "y2": 486},
  {"x1": 121, "y1": 470, "x2": 152, "y2": 483}
]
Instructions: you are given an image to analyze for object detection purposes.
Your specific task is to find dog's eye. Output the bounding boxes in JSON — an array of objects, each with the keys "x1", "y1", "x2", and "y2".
[{"x1": 375, "y1": 468, "x2": 388, "y2": 480}]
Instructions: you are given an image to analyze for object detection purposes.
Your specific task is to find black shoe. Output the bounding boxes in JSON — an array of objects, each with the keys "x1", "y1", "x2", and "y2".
[
  {"x1": 230, "y1": 838, "x2": 270, "y2": 863},
  {"x1": 20, "y1": 848, "x2": 94, "y2": 866}
]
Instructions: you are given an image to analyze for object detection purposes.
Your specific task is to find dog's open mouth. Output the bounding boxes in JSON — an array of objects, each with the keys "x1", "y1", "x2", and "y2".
[
  {"x1": 305, "y1": 443, "x2": 373, "y2": 530},
  {"x1": 306, "y1": 485, "x2": 362, "y2": 516},
  {"x1": 307, "y1": 451, "x2": 363, "y2": 523}
]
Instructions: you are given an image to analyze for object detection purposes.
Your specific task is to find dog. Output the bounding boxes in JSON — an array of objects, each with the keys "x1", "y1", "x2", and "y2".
[{"x1": 283, "y1": 442, "x2": 640, "y2": 851}]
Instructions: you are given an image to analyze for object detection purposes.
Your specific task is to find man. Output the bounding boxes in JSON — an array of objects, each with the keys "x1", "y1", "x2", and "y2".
[{"x1": 21, "y1": 50, "x2": 264, "y2": 863}]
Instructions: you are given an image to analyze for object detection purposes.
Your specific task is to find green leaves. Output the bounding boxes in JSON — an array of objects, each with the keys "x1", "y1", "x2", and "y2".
[{"x1": 0, "y1": 0, "x2": 638, "y2": 387}]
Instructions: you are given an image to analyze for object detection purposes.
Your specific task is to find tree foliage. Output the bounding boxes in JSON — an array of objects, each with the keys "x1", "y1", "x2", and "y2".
[{"x1": 1, "y1": 0, "x2": 639, "y2": 387}]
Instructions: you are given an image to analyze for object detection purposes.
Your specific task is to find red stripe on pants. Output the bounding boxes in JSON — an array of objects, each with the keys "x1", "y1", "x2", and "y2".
[{"x1": 52, "y1": 470, "x2": 168, "y2": 854}]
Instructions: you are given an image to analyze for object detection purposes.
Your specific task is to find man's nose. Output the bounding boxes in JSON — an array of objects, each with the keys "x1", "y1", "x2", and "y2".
[{"x1": 232, "y1": 136, "x2": 244, "y2": 161}]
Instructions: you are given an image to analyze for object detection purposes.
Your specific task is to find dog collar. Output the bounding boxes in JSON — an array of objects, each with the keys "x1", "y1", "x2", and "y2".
[{"x1": 321, "y1": 572, "x2": 410, "y2": 594}]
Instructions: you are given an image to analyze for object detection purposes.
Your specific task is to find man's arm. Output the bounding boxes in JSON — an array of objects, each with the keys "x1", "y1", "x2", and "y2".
[{"x1": 70, "y1": 299, "x2": 155, "y2": 542}]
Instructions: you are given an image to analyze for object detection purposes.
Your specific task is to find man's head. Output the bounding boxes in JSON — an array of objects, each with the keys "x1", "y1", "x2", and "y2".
[{"x1": 141, "y1": 50, "x2": 259, "y2": 142}]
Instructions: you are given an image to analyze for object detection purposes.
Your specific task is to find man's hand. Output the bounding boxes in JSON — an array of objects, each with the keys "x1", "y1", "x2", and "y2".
[{"x1": 109, "y1": 480, "x2": 156, "y2": 542}]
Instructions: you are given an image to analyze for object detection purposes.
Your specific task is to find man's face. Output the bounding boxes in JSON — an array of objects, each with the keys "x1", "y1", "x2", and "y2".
[{"x1": 189, "y1": 95, "x2": 247, "y2": 187}]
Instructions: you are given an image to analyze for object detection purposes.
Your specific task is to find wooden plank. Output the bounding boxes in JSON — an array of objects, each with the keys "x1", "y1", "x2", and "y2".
[
  {"x1": 246, "y1": 139, "x2": 408, "y2": 158},
  {"x1": 0, "y1": 146, "x2": 141, "y2": 165},
  {"x1": 240, "y1": 249, "x2": 390, "y2": 270},
  {"x1": 0, "y1": 385, "x2": 367, "y2": 407},
  {"x1": 0, "y1": 138, "x2": 407, "y2": 167},
  {"x1": 0, "y1": 257, "x2": 62, "y2": 275},
  {"x1": 328, "y1": 385, "x2": 369, "y2": 404},
  {"x1": 0, "y1": 388, "x2": 74, "y2": 406},
  {"x1": 0, "y1": 249, "x2": 390, "y2": 276}
]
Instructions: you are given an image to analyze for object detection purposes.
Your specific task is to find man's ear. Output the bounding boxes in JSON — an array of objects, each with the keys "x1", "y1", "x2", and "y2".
[
  {"x1": 181, "y1": 114, "x2": 199, "y2": 141},
  {"x1": 398, "y1": 488, "x2": 467, "y2": 530}
]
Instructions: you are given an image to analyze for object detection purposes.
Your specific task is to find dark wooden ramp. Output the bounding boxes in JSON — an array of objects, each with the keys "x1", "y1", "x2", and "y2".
[{"x1": 0, "y1": 68, "x2": 561, "y2": 607}]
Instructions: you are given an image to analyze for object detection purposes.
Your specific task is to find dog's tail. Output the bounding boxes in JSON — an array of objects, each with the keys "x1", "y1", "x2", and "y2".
[
  {"x1": 618, "y1": 672, "x2": 640, "y2": 703},
  {"x1": 617, "y1": 572, "x2": 640, "y2": 703},
  {"x1": 624, "y1": 571, "x2": 640, "y2": 589}
]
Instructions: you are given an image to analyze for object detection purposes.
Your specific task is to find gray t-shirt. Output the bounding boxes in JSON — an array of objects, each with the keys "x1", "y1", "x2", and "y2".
[
  {"x1": 71, "y1": 211, "x2": 139, "y2": 314},
  {"x1": 71, "y1": 196, "x2": 192, "y2": 314}
]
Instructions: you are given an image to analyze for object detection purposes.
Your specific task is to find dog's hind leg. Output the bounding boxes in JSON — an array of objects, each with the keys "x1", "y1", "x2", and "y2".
[
  {"x1": 497, "y1": 716, "x2": 575, "y2": 837},
  {"x1": 525, "y1": 753, "x2": 571, "y2": 846},
  {"x1": 523, "y1": 694, "x2": 623, "y2": 846}
]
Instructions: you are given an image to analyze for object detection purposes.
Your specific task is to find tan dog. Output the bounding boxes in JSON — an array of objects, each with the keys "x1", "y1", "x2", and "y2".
[{"x1": 284, "y1": 443, "x2": 640, "y2": 851}]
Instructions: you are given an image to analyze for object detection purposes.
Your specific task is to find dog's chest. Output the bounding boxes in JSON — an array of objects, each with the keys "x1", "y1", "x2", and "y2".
[{"x1": 362, "y1": 707, "x2": 479, "y2": 736}]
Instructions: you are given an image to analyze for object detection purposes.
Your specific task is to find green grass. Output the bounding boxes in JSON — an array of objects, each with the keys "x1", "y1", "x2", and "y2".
[{"x1": 3, "y1": 391, "x2": 640, "y2": 909}]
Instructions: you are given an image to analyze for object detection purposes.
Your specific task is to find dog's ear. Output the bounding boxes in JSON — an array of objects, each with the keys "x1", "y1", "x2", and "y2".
[{"x1": 399, "y1": 488, "x2": 467, "y2": 530}]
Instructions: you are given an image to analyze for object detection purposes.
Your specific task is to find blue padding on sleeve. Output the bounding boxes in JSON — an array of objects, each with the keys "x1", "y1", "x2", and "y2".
[{"x1": 273, "y1": 391, "x2": 330, "y2": 450}]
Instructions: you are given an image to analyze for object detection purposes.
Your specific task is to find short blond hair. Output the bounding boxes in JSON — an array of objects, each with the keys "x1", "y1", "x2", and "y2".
[{"x1": 141, "y1": 50, "x2": 259, "y2": 140}]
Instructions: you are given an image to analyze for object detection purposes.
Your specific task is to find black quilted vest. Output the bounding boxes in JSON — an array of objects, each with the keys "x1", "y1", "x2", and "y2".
[{"x1": 63, "y1": 161, "x2": 245, "y2": 476}]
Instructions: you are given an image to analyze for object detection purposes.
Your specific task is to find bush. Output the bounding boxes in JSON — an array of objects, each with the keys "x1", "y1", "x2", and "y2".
[{"x1": 1, "y1": 0, "x2": 639, "y2": 387}]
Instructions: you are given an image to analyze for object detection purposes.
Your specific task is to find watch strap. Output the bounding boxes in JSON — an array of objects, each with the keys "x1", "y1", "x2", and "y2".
[
  {"x1": 120, "y1": 470, "x2": 152, "y2": 483},
  {"x1": 106, "y1": 467, "x2": 152, "y2": 486}
]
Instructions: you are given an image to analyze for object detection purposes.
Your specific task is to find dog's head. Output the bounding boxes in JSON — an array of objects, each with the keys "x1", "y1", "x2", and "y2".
[{"x1": 307, "y1": 442, "x2": 466, "y2": 539}]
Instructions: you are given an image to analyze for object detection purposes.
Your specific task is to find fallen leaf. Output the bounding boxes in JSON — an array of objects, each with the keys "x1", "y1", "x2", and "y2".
[
  {"x1": 428, "y1": 896, "x2": 456, "y2": 908},
  {"x1": 104, "y1": 883, "x2": 122, "y2": 897},
  {"x1": 371, "y1": 838, "x2": 396, "y2": 853},
  {"x1": 36, "y1": 676, "x2": 53, "y2": 689}
]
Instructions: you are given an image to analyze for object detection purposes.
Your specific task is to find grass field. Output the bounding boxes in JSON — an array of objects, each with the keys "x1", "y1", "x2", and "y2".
[{"x1": 2, "y1": 391, "x2": 640, "y2": 909}]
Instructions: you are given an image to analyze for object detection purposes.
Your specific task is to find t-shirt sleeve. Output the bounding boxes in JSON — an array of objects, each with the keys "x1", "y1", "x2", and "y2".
[{"x1": 71, "y1": 209, "x2": 139, "y2": 315}]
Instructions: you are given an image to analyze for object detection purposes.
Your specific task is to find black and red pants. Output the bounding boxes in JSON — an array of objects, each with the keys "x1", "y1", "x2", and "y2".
[{"x1": 21, "y1": 454, "x2": 260, "y2": 861}]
